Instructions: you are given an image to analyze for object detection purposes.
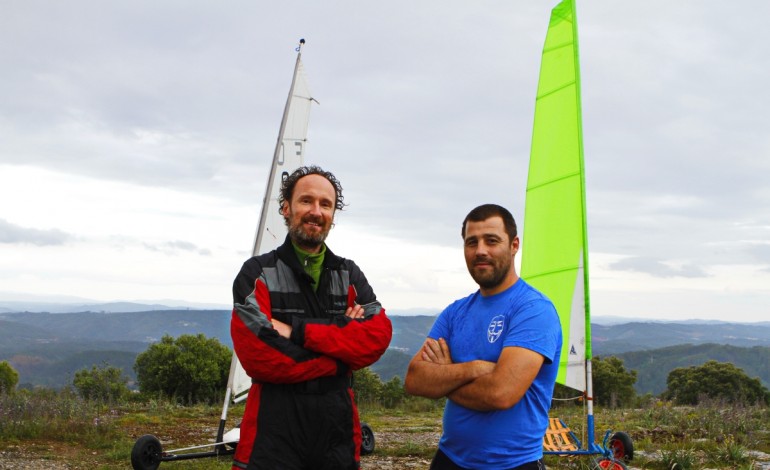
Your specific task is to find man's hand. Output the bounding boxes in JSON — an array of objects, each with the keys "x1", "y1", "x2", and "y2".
[
  {"x1": 345, "y1": 304, "x2": 365, "y2": 319},
  {"x1": 271, "y1": 318, "x2": 292, "y2": 338},
  {"x1": 421, "y1": 338, "x2": 452, "y2": 365}
]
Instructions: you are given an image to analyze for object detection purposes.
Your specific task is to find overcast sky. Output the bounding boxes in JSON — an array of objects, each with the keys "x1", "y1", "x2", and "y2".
[{"x1": 1, "y1": 1, "x2": 768, "y2": 322}]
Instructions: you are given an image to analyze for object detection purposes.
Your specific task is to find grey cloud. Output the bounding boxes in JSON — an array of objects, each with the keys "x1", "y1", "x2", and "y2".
[
  {"x1": 2, "y1": 0, "x2": 770, "y2": 273},
  {"x1": 0, "y1": 219, "x2": 71, "y2": 246},
  {"x1": 747, "y1": 243, "x2": 770, "y2": 265},
  {"x1": 610, "y1": 256, "x2": 709, "y2": 279},
  {"x1": 143, "y1": 240, "x2": 211, "y2": 256}
]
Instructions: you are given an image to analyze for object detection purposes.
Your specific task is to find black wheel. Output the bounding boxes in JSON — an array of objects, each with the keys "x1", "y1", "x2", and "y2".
[
  {"x1": 131, "y1": 434, "x2": 162, "y2": 470},
  {"x1": 360, "y1": 423, "x2": 375, "y2": 455},
  {"x1": 596, "y1": 458, "x2": 628, "y2": 470},
  {"x1": 609, "y1": 431, "x2": 634, "y2": 461}
]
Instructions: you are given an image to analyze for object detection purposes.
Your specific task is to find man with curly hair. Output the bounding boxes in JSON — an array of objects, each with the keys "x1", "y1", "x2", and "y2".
[{"x1": 231, "y1": 165, "x2": 392, "y2": 470}]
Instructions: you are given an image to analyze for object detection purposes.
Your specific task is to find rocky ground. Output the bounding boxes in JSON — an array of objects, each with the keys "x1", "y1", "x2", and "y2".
[{"x1": 2, "y1": 428, "x2": 769, "y2": 469}]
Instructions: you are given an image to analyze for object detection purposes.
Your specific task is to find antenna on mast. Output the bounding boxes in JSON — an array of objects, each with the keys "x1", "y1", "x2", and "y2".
[{"x1": 296, "y1": 38, "x2": 305, "y2": 52}]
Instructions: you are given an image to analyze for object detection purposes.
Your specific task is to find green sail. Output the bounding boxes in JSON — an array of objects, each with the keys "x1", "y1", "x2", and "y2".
[{"x1": 521, "y1": 0, "x2": 590, "y2": 392}]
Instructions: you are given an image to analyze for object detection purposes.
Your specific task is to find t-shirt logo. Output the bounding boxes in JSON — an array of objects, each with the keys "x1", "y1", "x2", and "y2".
[{"x1": 487, "y1": 315, "x2": 505, "y2": 343}]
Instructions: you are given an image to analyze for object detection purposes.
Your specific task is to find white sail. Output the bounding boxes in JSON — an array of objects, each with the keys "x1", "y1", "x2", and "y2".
[{"x1": 230, "y1": 44, "x2": 316, "y2": 404}]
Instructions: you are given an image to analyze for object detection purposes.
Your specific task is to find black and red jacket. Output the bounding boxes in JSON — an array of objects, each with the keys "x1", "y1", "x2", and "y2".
[{"x1": 231, "y1": 235, "x2": 392, "y2": 469}]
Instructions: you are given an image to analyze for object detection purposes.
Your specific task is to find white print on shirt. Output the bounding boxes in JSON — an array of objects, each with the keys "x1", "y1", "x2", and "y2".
[{"x1": 487, "y1": 315, "x2": 505, "y2": 343}]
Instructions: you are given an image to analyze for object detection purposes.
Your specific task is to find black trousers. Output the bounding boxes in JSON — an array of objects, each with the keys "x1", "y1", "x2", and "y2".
[{"x1": 430, "y1": 448, "x2": 545, "y2": 470}]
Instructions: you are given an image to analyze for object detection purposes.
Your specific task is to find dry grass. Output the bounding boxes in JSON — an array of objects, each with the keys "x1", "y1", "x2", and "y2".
[{"x1": 1, "y1": 391, "x2": 769, "y2": 469}]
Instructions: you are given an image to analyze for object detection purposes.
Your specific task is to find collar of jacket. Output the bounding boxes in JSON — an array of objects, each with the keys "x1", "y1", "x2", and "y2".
[{"x1": 275, "y1": 235, "x2": 344, "y2": 277}]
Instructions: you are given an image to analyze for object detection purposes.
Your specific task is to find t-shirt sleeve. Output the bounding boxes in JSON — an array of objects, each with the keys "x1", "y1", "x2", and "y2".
[
  {"x1": 503, "y1": 299, "x2": 561, "y2": 364},
  {"x1": 427, "y1": 306, "x2": 452, "y2": 341}
]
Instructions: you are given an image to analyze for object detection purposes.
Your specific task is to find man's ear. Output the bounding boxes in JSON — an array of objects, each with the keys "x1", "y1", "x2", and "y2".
[
  {"x1": 510, "y1": 236, "x2": 520, "y2": 256},
  {"x1": 281, "y1": 201, "x2": 289, "y2": 217}
]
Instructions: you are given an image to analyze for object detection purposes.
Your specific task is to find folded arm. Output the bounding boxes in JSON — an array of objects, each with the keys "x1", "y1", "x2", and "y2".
[
  {"x1": 231, "y1": 278, "x2": 345, "y2": 384},
  {"x1": 404, "y1": 337, "x2": 544, "y2": 411},
  {"x1": 274, "y1": 284, "x2": 392, "y2": 371},
  {"x1": 404, "y1": 338, "x2": 495, "y2": 399},
  {"x1": 448, "y1": 346, "x2": 544, "y2": 411}
]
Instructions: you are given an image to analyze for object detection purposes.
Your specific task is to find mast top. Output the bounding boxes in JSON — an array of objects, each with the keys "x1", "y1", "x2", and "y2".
[{"x1": 296, "y1": 38, "x2": 305, "y2": 52}]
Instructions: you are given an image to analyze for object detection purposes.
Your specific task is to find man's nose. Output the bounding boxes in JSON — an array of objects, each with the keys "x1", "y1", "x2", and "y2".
[
  {"x1": 475, "y1": 241, "x2": 490, "y2": 256},
  {"x1": 308, "y1": 201, "x2": 322, "y2": 216}
]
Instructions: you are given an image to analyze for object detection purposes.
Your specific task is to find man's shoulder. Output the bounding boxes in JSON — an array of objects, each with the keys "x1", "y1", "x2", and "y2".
[
  {"x1": 240, "y1": 250, "x2": 280, "y2": 273},
  {"x1": 442, "y1": 291, "x2": 480, "y2": 315},
  {"x1": 510, "y1": 279, "x2": 555, "y2": 306}
]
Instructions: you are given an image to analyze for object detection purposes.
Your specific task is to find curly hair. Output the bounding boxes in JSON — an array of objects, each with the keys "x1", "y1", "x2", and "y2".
[{"x1": 278, "y1": 165, "x2": 346, "y2": 214}]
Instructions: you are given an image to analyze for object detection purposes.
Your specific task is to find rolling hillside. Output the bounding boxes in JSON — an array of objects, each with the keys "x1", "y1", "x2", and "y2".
[{"x1": 2, "y1": 307, "x2": 770, "y2": 394}]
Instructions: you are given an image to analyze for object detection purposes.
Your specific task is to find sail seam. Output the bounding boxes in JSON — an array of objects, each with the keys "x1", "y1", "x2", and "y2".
[
  {"x1": 526, "y1": 170, "x2": 580, "y2": 192},
  {"x1": 524, "y1": 265, "x2": 580, "y2": 280},
  {"x1": 537, "y1": 79, "x2": 576, "y2": 101},
  {"x1": 543, "y1": 41, "x2": 572, "y2": 55}
]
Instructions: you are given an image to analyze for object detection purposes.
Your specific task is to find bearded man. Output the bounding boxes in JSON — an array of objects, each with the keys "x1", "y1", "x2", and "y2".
[
  {"x1": 230, "y1": 165, "x2": 392, "y2": 470},
  {"x1": 405, "y1": 204, "x2": 562, "y2": 470}
]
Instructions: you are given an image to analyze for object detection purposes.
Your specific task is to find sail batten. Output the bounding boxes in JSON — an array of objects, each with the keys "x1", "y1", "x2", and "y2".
[{"x1": 526, "y1": 170, "x2": 581, "y2": 191}]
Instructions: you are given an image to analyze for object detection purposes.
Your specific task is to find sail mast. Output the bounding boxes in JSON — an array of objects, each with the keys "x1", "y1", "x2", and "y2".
[
  {"x1": 252, "y1": 39, "x2": 306, "y2": 256},
  {"x1": 568, "y1": 0, "x2": 597, "y2": 443}
]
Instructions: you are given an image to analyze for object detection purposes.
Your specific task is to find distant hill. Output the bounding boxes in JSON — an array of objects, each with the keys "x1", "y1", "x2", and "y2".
[
  {"x1": 593, "y1": 322, "x2": 770, "y2": 354},
  {"x1": 0, "y1": 310, "x2": 232, "y2": 345},
  {"x1": 3, "y1": 306, "x2": 770, "y2": 394},
  {"x1": 614, "y1": 343, "x2": 770, "y2": 395}
]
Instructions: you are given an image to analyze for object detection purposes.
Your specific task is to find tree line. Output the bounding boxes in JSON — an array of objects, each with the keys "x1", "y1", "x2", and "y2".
[{"x1": 1, "y1": 333, "x2": 768, "y2": 409}]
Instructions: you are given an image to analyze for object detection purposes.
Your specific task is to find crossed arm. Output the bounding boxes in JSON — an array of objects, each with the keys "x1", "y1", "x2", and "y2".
[
  {"x1": 271, "y1": 303, "x2": 366, "y2": 337},
  {"x1": 403, "y1": 337, "x2": 545, "y2": 411}
]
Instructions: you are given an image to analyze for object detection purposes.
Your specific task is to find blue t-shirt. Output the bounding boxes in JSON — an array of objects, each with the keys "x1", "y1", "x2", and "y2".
[{"x1": 428, "y1": 279, "x2": 562, "y2": 469}]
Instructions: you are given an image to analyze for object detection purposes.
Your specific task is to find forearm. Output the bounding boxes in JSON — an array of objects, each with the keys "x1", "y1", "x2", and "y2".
[
  {"x1": 448, "y1": 346, "x2": 543, "y2": 411},
  {"x1": 404, "y1": 359, "x2": 494, "y2": 399},
  {"x1": 448, "y1": 373, "x2": 517, "y2": 411}
]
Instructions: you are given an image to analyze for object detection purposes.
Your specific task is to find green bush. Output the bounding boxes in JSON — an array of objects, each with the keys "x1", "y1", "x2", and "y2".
[
  {"x1": 134, "y1": 334, "x2": 231, "y2": 404},
  {"x1": 663, "y1": 360, "x2": 770, "y2": 406},
  {"x1": 73, "y1": 364, "x2": 130, "y2": 402},
  {"x1": 0, "y1": 360, "x2": 19, "y2": 394}
]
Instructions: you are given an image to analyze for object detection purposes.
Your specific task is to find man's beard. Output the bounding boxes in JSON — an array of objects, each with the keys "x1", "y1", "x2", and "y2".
[
  {"x1": 468, "y1": 257, "x2": 511, "y2": 291},
  {"x1": 287, "y1": 216, "x2": 330, "y2": 249}
]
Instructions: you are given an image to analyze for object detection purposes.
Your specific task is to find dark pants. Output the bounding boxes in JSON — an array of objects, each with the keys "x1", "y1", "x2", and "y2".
[{"x1": 430, "y1": 448, "x2": 545, "y2": 470}]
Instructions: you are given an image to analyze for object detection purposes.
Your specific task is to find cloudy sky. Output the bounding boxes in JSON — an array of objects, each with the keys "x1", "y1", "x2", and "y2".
[{"x1": 1, "y1": 1, "x2": 768, "y2": 323}]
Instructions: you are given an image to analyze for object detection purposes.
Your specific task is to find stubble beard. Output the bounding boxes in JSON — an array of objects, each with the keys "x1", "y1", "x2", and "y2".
[{"x1": 469, "y1": 257, "x2": 511, "y2": 291}]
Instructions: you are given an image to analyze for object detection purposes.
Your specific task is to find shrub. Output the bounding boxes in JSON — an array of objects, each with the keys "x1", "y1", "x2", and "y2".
[
  {"x1": 73, "y1": 364, "x2": 130, "y2": 402},
  {"x1": 134, "y1": 334, "x2": 231, "y2": 404},
  {"x1": 0, "y1": 361, "x2": 19, "y2": 394}
]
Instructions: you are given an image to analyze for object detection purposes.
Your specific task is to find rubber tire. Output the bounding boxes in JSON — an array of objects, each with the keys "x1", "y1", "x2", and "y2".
[
  {"x1": 131, "y1": 434, "x2": 162, "y2": 470},
  {"x1": 597, "y1": 458, "x2": 628, "y2": 470},
  {"x1": 360, "y1": 423, "x2": 375, "y2": 455},
  {"x1": 609, "y1": 431, "x2": 634, "y2": 461}
]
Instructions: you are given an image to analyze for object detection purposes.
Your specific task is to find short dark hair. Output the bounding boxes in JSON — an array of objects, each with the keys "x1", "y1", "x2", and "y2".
[
  {"x1": 461, "y1": 204, "x2": 517, "y2": 241},
  {"x1": 278, "y1": 165, "x2": 346, "y2": 213}
]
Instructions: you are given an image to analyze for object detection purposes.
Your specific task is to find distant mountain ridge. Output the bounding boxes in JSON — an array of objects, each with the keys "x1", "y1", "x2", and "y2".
[{"x1": 2, "y1": 302, "x2": 770, "y2": 392}]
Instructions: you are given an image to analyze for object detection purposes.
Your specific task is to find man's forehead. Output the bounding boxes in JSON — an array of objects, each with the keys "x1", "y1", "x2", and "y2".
[
  {"x1": 293, "y1": 174, "x2": 335, "y2": 197},
  {"x1": 465, "y1": 217, "x2": 506, "y2": 238}
]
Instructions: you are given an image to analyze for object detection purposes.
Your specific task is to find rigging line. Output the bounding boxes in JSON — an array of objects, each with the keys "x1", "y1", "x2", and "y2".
[{"x1": 551, "y1": 395, "x2": 584, "y2": 401}]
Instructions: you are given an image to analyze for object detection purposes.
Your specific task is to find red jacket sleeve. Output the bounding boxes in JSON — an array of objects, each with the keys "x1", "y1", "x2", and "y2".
[
  {"x1": 290, "y1": 286, "x2": 393, "y2": 370},
  {"x1": 231, "y1": 277, "x2": 346, "y2": 383}
]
